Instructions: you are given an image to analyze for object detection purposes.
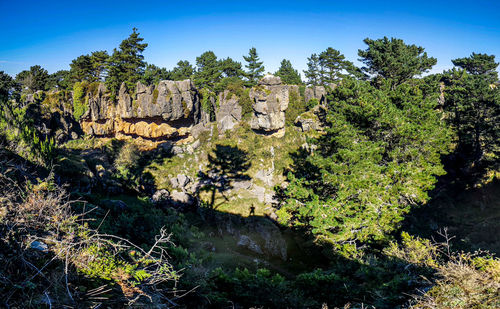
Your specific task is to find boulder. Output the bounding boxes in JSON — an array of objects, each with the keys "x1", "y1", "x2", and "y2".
[
  {"x1": 151, "y1": 189, "x2": 170, "y2": 204},
  {"x1": 249, "y1": 75, "x2": 289, "y2": 135},
  {"x1": 169, "y1": 190, "x2": 195, "y2": 208},
  {"x1": 217, "y1": 90, "x2": 242, "y2": 133},
  {"x1": 237, "y1": 235, "x2": 264, "y2": 255},
  {"x1": 170, "y1": 174, "x2": 191, "y2": 190}
]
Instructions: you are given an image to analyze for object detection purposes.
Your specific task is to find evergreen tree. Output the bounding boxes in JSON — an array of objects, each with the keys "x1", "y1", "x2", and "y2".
[
  {"x1": 15, "y1": 65, "x2": 50, "y2": 93},
  {"x1": 443, "y1": 53, "x2": 499, "y2": 171},
  {"x1": 452, "y1": 53, "x2": 499, "y2": 80},
  {"x1": 69, "y1": 54, "x2": 94, "y2": 82},
  {"x1": 0, "y1": 71, "x2": 16, "y2": 105},
  {"x1": 141, "y1": 64, "x2": 171, "y2": 85},
  {"x1": 318, "y1": 48, "x2": 346, "y2": 83},
  {"x1": 106, "y1": 28, "x2": 148, "y2": 96},
  {"x1": 304, "y1": 53, "x2": 320, "y2": 86},
  {"x1": 47, "y1": 70, "x2": 71, "y2": 89},
  {"x1": 277, "y1": 77, "x2": 451, "y2": 253},
  {"x1": 275, "y1": 59, "x2": 302, "y2": 85},
  {"x1": 171, "y1": 60, "x2": 194, "y2": 81},
  {"x1": 358, "y1": 37, "x2": 437, "y2": 88},
  {"x1": 90, "y1": 50, "x2": 109, "y2": 81},
  {"x1": 219, "y1": 57, "x2": 244, "y2": 79},
  {"x1": 243, "y1": 47, "x2": 265, "y2": 86},
  {"x1": 193, "y1": 51, "x2": 221, "y2": 90}
]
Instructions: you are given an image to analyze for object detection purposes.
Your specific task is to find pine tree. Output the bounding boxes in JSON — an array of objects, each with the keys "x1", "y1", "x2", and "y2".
[
  {"x1": 69, "y1": 55, "x2": 94, "y2": 82},
  {"x1": 106, "y1": 28, "x2": 148, "y2": 96},
  {"x1": 243, "y1": 47, "x2": 265, "y2": 86},
  {"x1": 275, "y1": 59, "x2": 302, "y2": 85},
  {"x1": 193, "y1": 51, "x2": 221, "y2": 90},
  {"x1": 443, "y1": 53, "x2": 499, "y2": 171},
  {"x1": 15, "y1": 65, "x2": 50, "y2": 93},
  {"x1": 277, "y1": 77, "x2": 451, "y2": 253},
  {"x1": 358, "y1": 37, "x2": 436, "y2": 88},
  {"x1": 171, "y1": 60, "x2": 194, "y2": 81},
  {"x1": 90, "y1": 50, "x2": 109, "y2": 81},
  {"x1": 303, "y1": 54, "x2": 320, "y2": 86}
]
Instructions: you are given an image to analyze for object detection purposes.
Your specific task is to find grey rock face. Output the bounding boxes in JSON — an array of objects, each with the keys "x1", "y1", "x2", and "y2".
[
  {"x1": 81, "y1": 80, "x2": 201, "y2": 139},
  {"x1": 250, "y1": 75, "x2": 289, "y2": 133},
  {"x1": 255, "y1": 221, "x2": 287, "y2": 261},
  {"x1": 237, "y1": 235, "x2": 264, "y2": 255},
  {"x1": 117, "y1": 80, "x2": 199, "y2": 121},
  {"x1": 217, "y1": 90, "x2": 242, "y2": 133},
  {"x1": 304, "y1": 86, "x2": 327, "y2": 105}
]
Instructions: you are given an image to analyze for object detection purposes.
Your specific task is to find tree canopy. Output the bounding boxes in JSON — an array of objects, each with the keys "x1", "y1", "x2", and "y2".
[
  {"x1": 277, "y1": 77, "x2": 451, "y2": 252},
  {"x1": 243, "y1": 47, "x2": 265, "y2": 86},
  {"x1": 358, "y1": 37, "x2": 437, "y2": 88},
  {"x1": 443, "y1": 53, "x2": 499, "y2": 173},
  {"x1": 106, "y1": 28, "x2": 148, "y2": 95},
  {"x1": 275, "y1": 59, "x2": 302, "y2": 85}
]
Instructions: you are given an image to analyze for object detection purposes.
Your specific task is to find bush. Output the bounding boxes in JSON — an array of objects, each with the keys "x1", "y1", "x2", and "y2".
[{"x1": 73, "y1": 81, "x2": 88, "y2": 121}]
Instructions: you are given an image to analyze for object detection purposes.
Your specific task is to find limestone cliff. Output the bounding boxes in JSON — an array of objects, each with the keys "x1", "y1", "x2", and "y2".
[{"x1": 81, "y1": 80, "x2": 200, "y2": 141}]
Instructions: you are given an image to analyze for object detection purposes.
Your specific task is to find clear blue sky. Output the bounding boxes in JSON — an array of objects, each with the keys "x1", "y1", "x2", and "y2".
[{"x1": 1, "y1": 0, "x2": 499, "y2": 77}]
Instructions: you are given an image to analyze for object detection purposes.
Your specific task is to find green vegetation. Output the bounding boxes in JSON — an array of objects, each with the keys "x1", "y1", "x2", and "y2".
[
  {"x1": 243, "y1": 47, "x2": 265, "y2": 86},
  {"x1": 72, "y1": 81, "x2": 88, "y2": 121},
  {"x1": 106, "y1": 28, "x2": 148, "y2": 97},
  {"x1": 275, "y1": 59, "x2": 302, "y2": 84},
  {"x1": 1, "y1": 32, "x2": 499, "y2": 308}
]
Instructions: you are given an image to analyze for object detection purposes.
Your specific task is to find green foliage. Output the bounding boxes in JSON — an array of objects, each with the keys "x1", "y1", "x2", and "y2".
[
  {"x1": 15, "y1": 65, "x2": 50, "y2": 93},
  {"x1": 358, "y1": 37, "x2": 437, "y2": 88},
  {"x1": 304, "y1": 53, "x2": 321, "y2": 86},
  {"x1": 72, "y1": 81, "x2": 88, "y2": 121},
  {"x1": 106, "y1": 28, "x2": 148, "y2": 97},
  {"x1": 275, "y1": 59, "x2": 302, "y2": 84},
  {"x1": 385, "y1": 232, "x2": 440, "y2": 268},
  {"x1": 170, "y1": 60, "x2": 194, "y2": 80},
  {"x1": 277, "y1": 77, "x2": 452, "y2": 251},
  {"x1": 243, "y1": 47, "x2": 265, "y2": 86},
  {"x1": 442, "y1": 54, "x2": 499, "y2": 174},
  {"x1": 225, "y1": 80, "x2": 253, "y2": 117},
  {"x1": 285, "y1": 87, "x2": 306, "y2": 125},
  {"x1": 47, "y1": 70, "x2": 71, "y2": 90},
  {"x1": 200, "y1": 87, "x2": 216, "y2": 120},
  {"x1": 306, "y1": 97, "x2": 319, "y2": 110},
  {"x1": 193, "y1": 51, "x2": 221, "y2": 90},
  {"x1": 141, "y1": 63, "x2": 171, "y2": 85}
]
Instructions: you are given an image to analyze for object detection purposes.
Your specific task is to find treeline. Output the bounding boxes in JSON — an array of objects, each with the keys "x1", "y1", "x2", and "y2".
[{"x1": 10, "y1": 28, "x2": 301, "y2": 98}]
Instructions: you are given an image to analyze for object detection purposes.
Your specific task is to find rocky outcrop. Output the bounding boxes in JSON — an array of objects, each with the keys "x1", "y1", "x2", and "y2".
[
  {"x1": 24, "y1": 90, "x2": 81, "y2": 143},
  {"x1": 81, "y1": 80, "x2": 200, "y2": 141},
  {"x1": 304, "y1": 86, "x2": 327, "y2": 105},
  {"x1": 249, "y1": 75, "x2": 289, "y2": 136},
  {"x1": 216, "y1": 90, "x2": 242, "y2": 133}
]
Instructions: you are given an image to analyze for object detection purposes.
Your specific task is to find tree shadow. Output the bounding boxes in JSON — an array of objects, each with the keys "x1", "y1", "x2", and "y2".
[{"x1": 197, "y1": 144, "x2": 251, "y2": 210}]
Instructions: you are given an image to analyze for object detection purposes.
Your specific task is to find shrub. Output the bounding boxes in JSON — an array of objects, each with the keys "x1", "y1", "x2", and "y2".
[{"x1": 72, "y1": 81, "x2": 88, "y2": 121}]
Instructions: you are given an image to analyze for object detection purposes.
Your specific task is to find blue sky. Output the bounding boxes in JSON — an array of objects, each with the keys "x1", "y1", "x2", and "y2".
[{"x1": 0, "y1": 0, "x2": 499, "y2": 77}]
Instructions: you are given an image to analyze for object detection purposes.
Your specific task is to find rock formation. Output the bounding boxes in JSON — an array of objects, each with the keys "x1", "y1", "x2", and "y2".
[
  {"x1": 249, "y1": 75, "x2": 289, "y2": 136},
  {"x1": 81, "y1": 80, "x2": 200, "y2": 141},
  {"x1": 216, "y1": 90, "x2": 242, "y2": 133},
  {"x1": 304, "y1": 86, "x2": 326, "y2": 105}
]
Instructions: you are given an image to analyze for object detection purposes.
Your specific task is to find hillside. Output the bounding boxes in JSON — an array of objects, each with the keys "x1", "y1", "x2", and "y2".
[{"x1": 0, "y1": 30, "x2": 499, "y2": 308}]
